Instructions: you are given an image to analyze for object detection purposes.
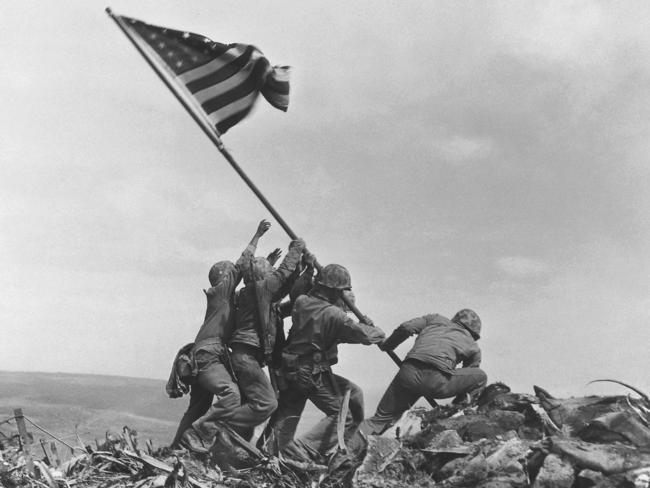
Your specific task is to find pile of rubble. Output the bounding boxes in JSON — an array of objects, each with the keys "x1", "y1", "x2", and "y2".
[
  {"x1": 2, "y1": 381, "x2": 650, "y2": 487},
  {"x1": 353, "y1": 381, "x2": 650, "y2": 488}
]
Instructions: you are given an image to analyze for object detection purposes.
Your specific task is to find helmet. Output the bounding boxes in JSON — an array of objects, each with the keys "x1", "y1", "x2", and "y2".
[
  {"x1": 244, "y1": 257, "x2": 274, "y2": 283},
  {"x1": 208, "y1": 260, "x2": 235, "y2": 286},
  {"x1": 452, "y1": 309, "x2": 482, "y2": 339},
  {"x1": 316, "y1": 264, "x2": 351, "y2": 290}
]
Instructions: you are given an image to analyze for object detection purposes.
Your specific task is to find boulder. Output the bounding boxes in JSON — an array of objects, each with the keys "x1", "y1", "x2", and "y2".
[
  {"x1": 354, "y1": 435, "x2": 401, "y2": 481},
  {"x1": 485, "y1": 436, "x2": 528, "y2": 475},
  {"x1": 533, "y1": 453, "x2": 574, "y2": 488},
  {"x1": 441, "y1": 453, "x2": 488, "y2": 486},
  {"x1": 383, "y1": 407, "x2": 424, "y2": 440},
  {"x1": 575, "y1": 469, "x2": 617, "y2": 488}
]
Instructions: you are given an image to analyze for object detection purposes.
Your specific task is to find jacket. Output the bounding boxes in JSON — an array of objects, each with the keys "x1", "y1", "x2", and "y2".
[
  {"x1": 283, "y1": 292, "x2": 385, "y2": 367},
  {"x1": 382, "y1": 313, "x2": 481, "y2": 375},
  {"x1": 193, "y1": 244, "x2": 255, "y2": 348},
  {"x1": 229, "y1": 244, "x2": 303, "y2": 355}
]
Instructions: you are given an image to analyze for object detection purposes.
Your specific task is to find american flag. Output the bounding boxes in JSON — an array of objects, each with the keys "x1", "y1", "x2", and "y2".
[{"x1": 117, "y1": 14, "x2": 290, "y2": 134}]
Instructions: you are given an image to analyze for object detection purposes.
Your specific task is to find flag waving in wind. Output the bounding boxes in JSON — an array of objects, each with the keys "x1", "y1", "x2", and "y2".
[{"x1": 111, "y1": 12, "x2": 290, "y2": 134}]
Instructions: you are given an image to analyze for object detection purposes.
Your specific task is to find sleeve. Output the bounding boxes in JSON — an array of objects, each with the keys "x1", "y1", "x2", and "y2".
[
  {"x1": 289, "y1": 264, "x2": 314, "y2": 302},
  {"x1": 462, "y1": 344, "x2": 482, "y2": 368},
  {"x1": 266, "y1": 244, "x2": 303, "y2": 300},
  {"x1": 380, "y1": 315, "x2": 432, "y2": 351},
  {"x1": 235, "y1": 243, "x2": 256, "y2": 268},
  {"x1": 334, "y1": 314, "x2": 386, "y2": 345}
]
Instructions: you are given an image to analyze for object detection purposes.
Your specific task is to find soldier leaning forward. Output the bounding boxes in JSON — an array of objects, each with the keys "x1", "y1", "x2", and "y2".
[
  {"x1": 359, "y1": 309, "x2": 487, "y2": 438},
  {"x1": 222, "y1": 237, "x2": 307, "y2": 441},
  {"x1": 269, "y1": 264, "x2": 386, "y2": 464},
  {"x1": 170, "y1": 220, "x2": 270, "y2": 453}
]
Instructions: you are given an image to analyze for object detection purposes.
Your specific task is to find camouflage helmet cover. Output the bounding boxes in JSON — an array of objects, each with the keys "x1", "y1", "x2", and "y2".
[
  {"x1": 208, "y1": 260, "x2": 235, "y2": 286},
  {"x1": 452, "y1": 309, "x2": 482, "y2": 339},
  {"x1": 316, "y1": 264, "x2": 352, "y2": 290}
]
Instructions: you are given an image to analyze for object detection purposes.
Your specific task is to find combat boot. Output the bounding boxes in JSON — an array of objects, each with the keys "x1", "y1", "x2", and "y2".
[{"x1": 179, "y1": 427, "x2": 210, "y2": 454}]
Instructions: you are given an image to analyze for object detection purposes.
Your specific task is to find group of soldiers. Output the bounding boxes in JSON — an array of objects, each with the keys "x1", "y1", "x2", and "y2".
[{"x1": 166, "y1": 220, "x2": 488, "y2": 463}]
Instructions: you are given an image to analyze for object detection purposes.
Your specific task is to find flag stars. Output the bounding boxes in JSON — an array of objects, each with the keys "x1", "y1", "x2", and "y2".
[
  {"x1": 149, "y1": 33, "x2": 157, "y2": 40},
  {"x1": 175, "y1": 60, "x2": 184, "y2": 68},
  {"x1": 158, "y1": 42, "x2": 166, "y2": 49},
  {"x1": 182, "y1": 32, "x2": 190, "y2": 39},
  {"x1": 167, "y1": 51, "x2": 175, "y2": 58}
]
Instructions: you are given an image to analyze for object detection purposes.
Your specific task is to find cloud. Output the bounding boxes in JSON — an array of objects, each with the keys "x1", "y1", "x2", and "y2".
[
  {"x1": 435, "y1": 134, "x2": 495, "y2": 164},
  {"x1": 496, "y1": 256, "x2": 550, "y2": 278}
]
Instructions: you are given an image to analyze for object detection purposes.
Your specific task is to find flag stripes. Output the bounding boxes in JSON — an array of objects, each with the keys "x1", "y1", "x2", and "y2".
[{"x1": 117, "y1": 15, "x2": 290, "y2": 134}]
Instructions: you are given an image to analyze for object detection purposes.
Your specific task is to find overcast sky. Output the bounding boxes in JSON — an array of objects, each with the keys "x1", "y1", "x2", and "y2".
[{"x1": 2, "y1": 1, "x2": 649, "y2": 403}]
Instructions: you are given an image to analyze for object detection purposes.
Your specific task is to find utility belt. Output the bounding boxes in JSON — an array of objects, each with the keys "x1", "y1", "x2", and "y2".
[
  {"x1": 280, "y1": 351, "x2": 332, "y2": 381},
  {"x1": 230, "y1": 342, "x2": 266, "y2": 364}
]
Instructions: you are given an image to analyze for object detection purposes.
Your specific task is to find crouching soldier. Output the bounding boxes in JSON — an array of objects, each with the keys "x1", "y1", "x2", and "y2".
[
  {"x1": 223, "y1": 237, "x2": 307, "y2": 441},
  {"x1": 271, "y1": 264, "x2": 386, "y2": 463},
  {"x1": 171, "y1": 220, "x2": 271, "y2": 452},
  {"x1": 358, "y1": 309, "x2": 487, "y2": 438}
]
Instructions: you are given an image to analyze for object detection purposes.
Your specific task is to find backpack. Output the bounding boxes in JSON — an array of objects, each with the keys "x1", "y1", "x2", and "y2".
[{"x1": 165, "y1": 343, "x2": 197, "y2": 398}]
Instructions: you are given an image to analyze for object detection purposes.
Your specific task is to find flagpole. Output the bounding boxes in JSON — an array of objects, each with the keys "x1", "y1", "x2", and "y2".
[{"x1": 106, "y1": 8, "x2": 408, "y2": 376}]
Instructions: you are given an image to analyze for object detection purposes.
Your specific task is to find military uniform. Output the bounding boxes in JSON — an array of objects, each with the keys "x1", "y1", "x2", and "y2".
[
  {"x1": 224, "y1": 240, "x2": 305, "y2": 440},
  {"x1": 271, "y1": 290, "x2": 385, "y2": 462},
  {"x1": 360, "y1": 311, "x2": 487, "y2": 436},
  {"x1": 171, "y1": 246, "x2": 254, "y2": 448}
]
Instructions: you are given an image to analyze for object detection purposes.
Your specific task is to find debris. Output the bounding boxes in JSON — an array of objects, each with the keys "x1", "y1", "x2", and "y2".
[
  {"x1": 422, "y1": 429, "x2": 472, "y2": 455},
  {"x1": 355, "y1": 435, "x2": 401, "y2": 476},
  {"x1": 485, "y1": 436, "x2": 528, "y2": 475},
  {"x1": 533, "y1": 453, "x2": 574, "y2": 488},
  {"x1": 581, "y1": 411, "x2": 650, "y2": 448},
  {"x1": 549, "y1": 436, "x2": 650, "y2": 474},
  {"x1": 4, "y1": 380, "x2": 650, "y2": 487}
]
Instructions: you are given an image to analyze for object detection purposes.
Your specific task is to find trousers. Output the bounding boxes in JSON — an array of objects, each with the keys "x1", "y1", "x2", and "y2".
[
  {"x1": 269, "y1": 371, "x2": 363, "y2": 462},
  {"x1": 226, "y1": 344, "x2": 278, "y2": 440},
  {"x1": 172, "y1": 348, "x2": 240, "y2": 445},
  {"x1": 360, "y1": 359, "x2": 487, "y2": 436}
]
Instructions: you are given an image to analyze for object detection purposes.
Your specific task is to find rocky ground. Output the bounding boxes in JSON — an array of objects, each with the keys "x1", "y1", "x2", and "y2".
[{"x1": 2, "y1": 381, "x2": 650, "y2": 487}]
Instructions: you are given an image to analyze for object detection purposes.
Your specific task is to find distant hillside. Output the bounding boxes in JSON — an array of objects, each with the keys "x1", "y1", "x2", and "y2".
[
  {"x1": 0, "y1": 370, "x2": 385, "y2": 453},
  {"x1": 0, "y1": 371, "x2": 185, "y2": 448}
]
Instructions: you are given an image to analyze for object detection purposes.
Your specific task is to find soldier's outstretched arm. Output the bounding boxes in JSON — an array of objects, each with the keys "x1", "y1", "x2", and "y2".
[
  {"x1": 379, "y1": 316, "x2": 429, "y2": 351},
  {"x1": 338, "y1": 315, "x2": 386, "y2": 345},
  {"x1": 237, "y1": 219, "x2": 271, "y2": 265}
]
